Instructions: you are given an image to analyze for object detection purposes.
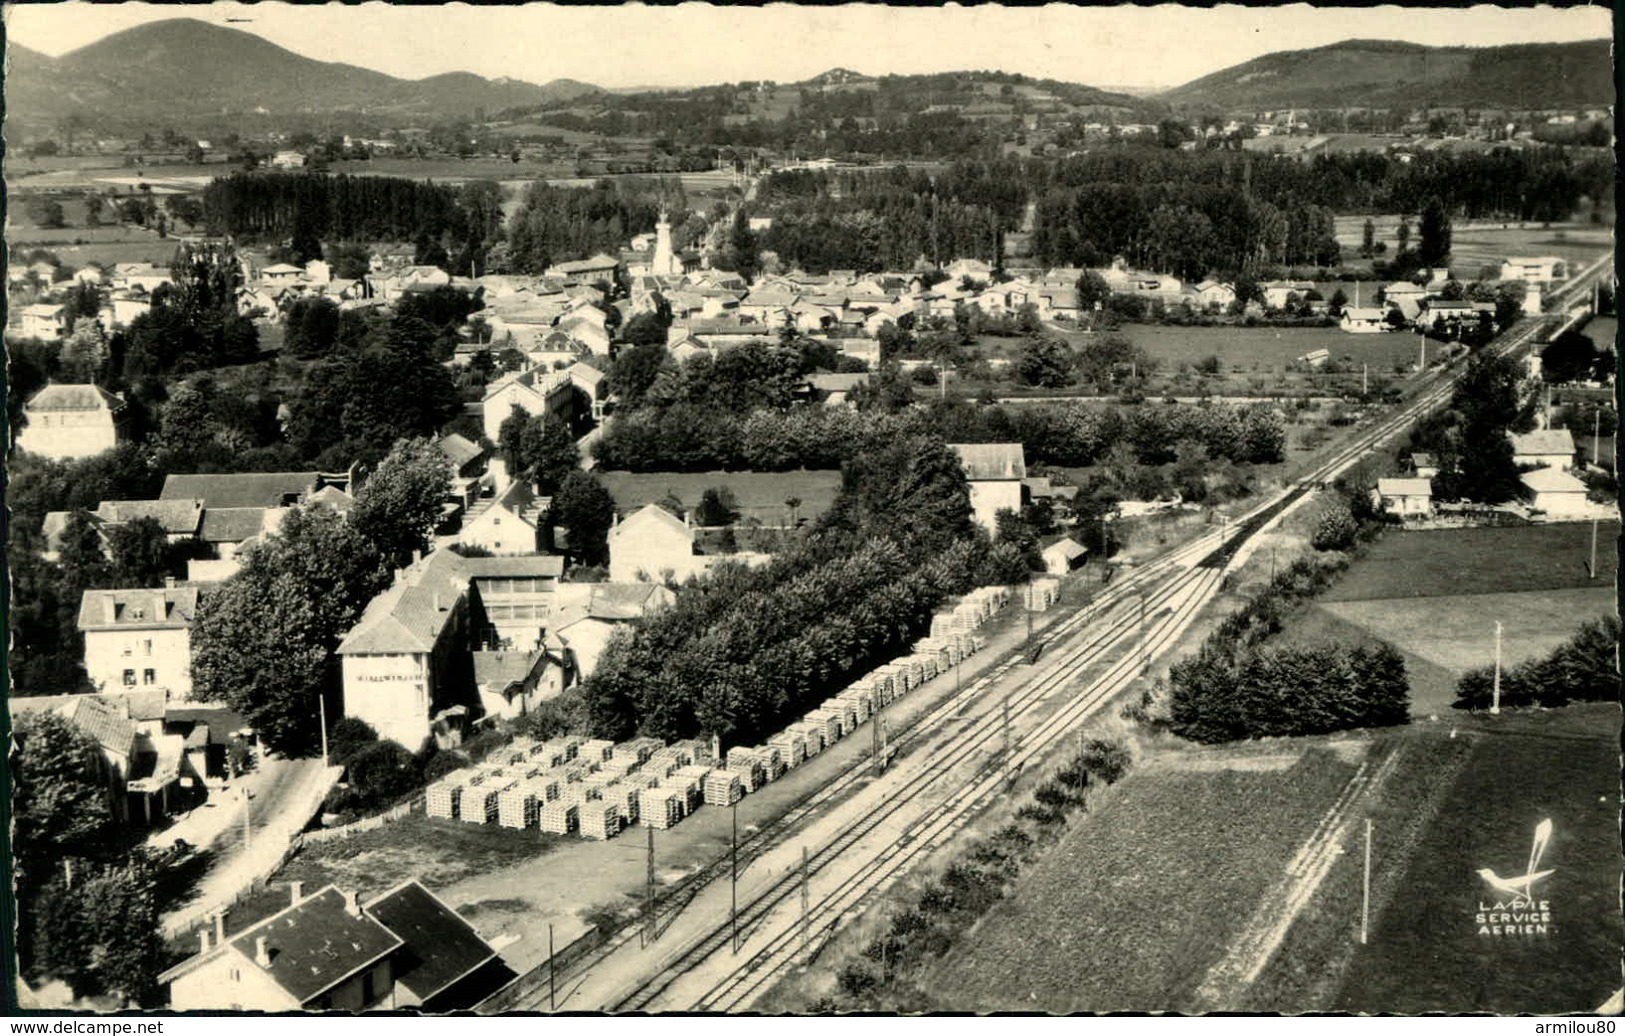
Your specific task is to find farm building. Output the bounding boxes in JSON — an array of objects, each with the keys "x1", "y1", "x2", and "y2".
[
  {"x1": 1041, "y1": 538, "x2": 1088, "y2": 575},
  {"x1": 1509, "y1": 429, "x2": 1575, "y2": 471},
  {"x1": 1521, "y1": 467, "x2": 1589, "y2": 519},
  {"x1": 1374, "y1": 478, "x2": 1434, "y2": 518}
]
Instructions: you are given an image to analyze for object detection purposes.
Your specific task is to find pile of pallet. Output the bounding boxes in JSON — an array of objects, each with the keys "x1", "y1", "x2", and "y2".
[{"x1": 1026, "y1": 577, "x2": 1061, "y2": 612}]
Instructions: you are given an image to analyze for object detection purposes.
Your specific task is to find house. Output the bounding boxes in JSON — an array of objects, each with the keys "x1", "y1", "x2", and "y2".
[
  {"x1": 463, "y1": 554, "x2": 564, "y2": 651},
  {"x1": 949, "y1": 443, "x2": 1028, "y2": 534},
  {"x1": 160, "y1": 471, "x2": 329, "y2": 509},
  {"x1": 1410, "y1": 452, "x2": 1440, "y2": 479},
  {"x1": 550, "y1": 583, "x2": 677, "y2": 678},
  {"x1": 546, "y1": 253, "x2": 622, "y2": 282},
  {"x1": 115, "y1": 263, "x2": 173, "y2": 294},
  {"x1": 1261, "y1": 281, "x2": 1317, "y2": 310},
  {"x1": 79, "y1": 585, "x2": 201, "y2": 699},
  {"x1": 946, "y1": 258, "x2": 993, "y2": 282},
  {"x1": 1419, "y1": 299, "x2": 1478, "y2": 330},
  {"x1": 95, "y1": 498, "x2": 206, "y2": 548},
  {"x1": 12, "y1": 692, "x2": 191, "y2": 826},
  {"x1": 1340, "y1": 307, "x2": 1390, "y2": 333},
  {"x1": 1192, "y1": 281, "x2": 1237, "y2": 311},
  {"x1": 566, "y1": 362, "x2": 610, "y2": 420},
  {"x1": 1499, "y1": 257, "x2": 1566, "y2": 284},
  {"x1": 482, "y1": 365, "x2": 578, "y2": 442},
  {"x1": 17, "y1": 302, "x2": 68, "y2": 339},
  {"x1": 337, "y1": 549, "x2": 483, "y2": 751},
  {"x1": 608, "y1": 504, "x2": 702, "y2": 583},
  {"x1": 269, "y1": 150, "x2": 307, "y2": 169},
  {"x1": 474, "y1": 646, "x2": 571, "y2": 721},
  {"x1": 457, "y1": 481, "x2": 549, "y2": 556},
  {"x1": 200, "y1": 507, "x2": 276, "y2": 562},
  {"x1": 1374, "y1": 477, "x2": 1434, "y2": 518},
  {"x1": 161, "y1": 881, "x2": 500, "y2": 1011},
  {"x1": 1521, "y1": 467, "x2": 1589, "y2": 519},
  {"x1": 261, "y1": 263, "x2": 304, "y2": 284},
  {"x1": 15, "y1": 384, "x2": 129, "y2": 459},
  {"x1": 106, "y1": 292, "x2": 154, "y2": 327},
  {"x1": 1041, "y1": 538, "x2": 1088, "y2": 576},
  {"x1": 1509, "y1": 428, "x2": 1575, "y2": 470}
]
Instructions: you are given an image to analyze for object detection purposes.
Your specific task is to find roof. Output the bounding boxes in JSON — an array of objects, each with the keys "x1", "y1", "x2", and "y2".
[
  {"x1": 79, "y1": 587, "x2": 201, "y2": 632},
  {"x1": 199, "y1": 507, "x2": 268, "y2": 544},
  {"x1": 610, "y1": 503, "x2": 692, "y2": 542},
  {"x1": 25, "y1": 384, "x2": 123, "y2": 413},
  {"x1": 472, "y1": 650, "x2": 546, "y2": 690},
  {"x1": 1521, "y1": 467, "x2": 1587, "y2": 493},
  {"x1": 164, "y1": 704, "x2": 252, "y2": 742},
  {"x1": 438, "y1": 433, "x2": 485, "y2": 470},
  {"x1": 949, "y1": 443, "x2": 1028, "y2": 481},
  {"x1": 566, "y1": 362, "x2": 608, "y2": 387},
  {"x1": 1411, "y1": 452, "x2": 1437, "y2": 466},
  {"x1": 1505, "y1": 255, "x2": 1563, "y2": 266},
  {"x1": 261, "y1": 263, "x2": 303, "y2": 275},
  {"x1": 306, "y1": 485, "x2": 356, "y2": 514},
  {"x1": 1343, "y1": 307, "x2": 1387, "y2": 321},
  {"x1": 809, "y1": 372, "x2": 870, "y2": 393},
  {"x1": 227, "y1": 886, "x2": 403, "y2": 1005},
  {"x1": 1042, "y1": 538, "x2": 1088, "y2": 562},
  {"x1": 1377, "y1": 478, "x2": 1433, "y2": 496},
  {"x1": 160, "y1": 472, "x2": 321, "y2": 509},
  {"x1": 10, "y1": 689, "x2": 166, "y2": 725},
  {"x1": 463, "y1": 554, "x2": 566, "y2": 579},
  {"x1": 338, "y1": 549, "x2": 473, "y2": 656},
  {"x1": 97, "y1": 498, "x2": 205, "y2": 535},
  {"x1": 62, "y1": 695, "x2": 137, "y2": 758},
  {"x1": 362, "y1": 881, "x2": 496, "y2": 1004},
  {"x1": 1509, "y1": 429, "x2": 1575, "y2": 456},
  {"x1": 588, "y1": 582, "x2": 669, "y2": 620}
]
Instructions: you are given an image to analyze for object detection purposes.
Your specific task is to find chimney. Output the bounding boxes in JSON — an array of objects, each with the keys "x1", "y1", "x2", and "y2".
[
  {"x1": 254, "y1": 936, "x2": 271, "y2": 968},
  {"x1": 164, "y1": 575, "x2": 176, "y2": 589},
  {"x1": 215, "y1": 910, "x2": 227, "y2": 945},
  {"x1": 199, "y1": 931, "x2": 212, "y2": 955},
  {"x1": 290, "y1": 880, "x2": 303, "y2": 905},
  {"x1": 154, "y1": 591, "x2": 168, "y2": 619},
  {"x1": 343, "y1": 889, "x2": 361, "y2": 918},
  {"x1": 102, "y1": 594, "x2": 117, "y2": 624}
]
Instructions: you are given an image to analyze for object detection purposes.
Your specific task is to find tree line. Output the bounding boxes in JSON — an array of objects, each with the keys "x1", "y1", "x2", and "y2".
[
  {"x1": 503, "y1": 176, "x2": 695, "y2": 275},
  {"x1": 1454, "y1": 615, "x2": 1619, "y2": 711}
]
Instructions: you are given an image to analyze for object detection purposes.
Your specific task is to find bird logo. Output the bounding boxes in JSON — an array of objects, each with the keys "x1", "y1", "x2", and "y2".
[{"x1": 1476, "y1": 818, "x2": 1554, "y2": 903}]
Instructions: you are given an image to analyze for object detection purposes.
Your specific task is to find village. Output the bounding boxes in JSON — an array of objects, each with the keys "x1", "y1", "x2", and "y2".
[{"x1": 5, "y1": 7, "x2": 1618, "y2": 1020}]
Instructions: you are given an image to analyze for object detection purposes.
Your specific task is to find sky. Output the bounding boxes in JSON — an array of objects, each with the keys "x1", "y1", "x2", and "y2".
[{"x1": 4, "y1": 2, "x2": 1613, "y2": 91}]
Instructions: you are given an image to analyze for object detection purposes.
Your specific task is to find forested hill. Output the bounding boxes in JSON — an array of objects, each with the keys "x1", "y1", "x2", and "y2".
[
  {"x1": 1161, "y1": 38, "x2": 1614, "y2": 112},
  {"x1": 514, "y1": 69, "x2": 1168, "y2": 153},
  {"x1": 3, "y1": 18, "x2": 601, "y2": 133}
]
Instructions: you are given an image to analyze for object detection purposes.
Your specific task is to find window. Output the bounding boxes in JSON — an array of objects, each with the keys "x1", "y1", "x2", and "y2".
[
  {"x1": 143, "y1": 669, "x2": 157, "y2": 685},
  {"x1": 122, "y1": 644, "x2": 134, "y2": 657},
  {"x1": 122, "y1": 669, "x2": 137, "y2": 686},
  {"x1": 143, "y1": 639, "x2": 153, "y2": 656},
  {"x1": 230, "y1": 968, "x2": 241, "y2": 983}
]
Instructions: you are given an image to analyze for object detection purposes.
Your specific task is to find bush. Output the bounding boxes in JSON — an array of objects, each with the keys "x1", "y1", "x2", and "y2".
[
  {"x1": 837, "y1": 962, "x2": 879, "y2": 998},
  {"x1": 1311, "y1": 503, "x2": 1359, "y2": 552},
  {"x1": 346, "y1": 740, "x2": 422, "y2": 805},
  {"x1": 1454, "y1": 615, "x2": 1619, "y2": 711},
  {"x1": 423, "y1": 750, "x2": 470, "y2": 783},
  {"x1": 328, "y1": 717, "x2": 379, "y2": 766}
]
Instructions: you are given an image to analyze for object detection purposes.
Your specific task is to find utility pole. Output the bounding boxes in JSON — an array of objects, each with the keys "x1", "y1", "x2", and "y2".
[
  {"x1": 731, "y1": 800, "x2": 739, "y2": 954},
  {"x1": 644, "y1": 824, "x2": 656, "y2": 947},
  {"x1": 548, "y1": 923, "x2": 556, "y2": 1011},
  {"x1": 800, "y1": 845, "x2": 811, "y2": 964},
  {"x1": 318, "y1": 691, "x2": 329, "y2": 768},
  {"x1": 1589, "y1": 518, "x2": 1599, "y2": 580},
  {"x1": 871, "y1": 690, "x2": 883, "y2": 778},
  {"x1": 1360, "y1": 818, "x2": 1373, "y2": 946},
  {"x1": 1002, "y1": 696, "x2": 1012, "y2": 785},
  {"x1": 1593, "y1": 408, "x2": 1601, "y2": 471},
  {"x1": 1362, "y1": 362, "x2": 1368, "y2": 396},
  {"x1": 242, "y1": 789, "x2": 252, "y2": 852},
  {"x1": 1138, "y1": 593, "x2": 1148, "y2": 671},
  {"x1": 1418, "y1": 333, "x2": 1425, "y2": 373},
  {"x1": 1491, "y1": 621, "x2": 1503, "y2": 715}
]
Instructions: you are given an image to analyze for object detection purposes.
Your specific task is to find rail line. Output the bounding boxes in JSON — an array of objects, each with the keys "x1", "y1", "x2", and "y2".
[{"x1": 505, "y1": 250, "x2": 1611, "y2": 1014}]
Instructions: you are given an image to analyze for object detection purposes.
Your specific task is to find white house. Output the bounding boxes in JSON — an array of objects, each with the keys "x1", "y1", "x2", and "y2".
[
  {"x1": 608, "y1": 504, "x2": 703, "y2": 583},
  {"x1": 1509, "y1": 429, "x2": 1575, "y2": 470},
  {"x1": 270, "y1": 150, "x2": 307, "y2": 170},
  {"x1": 1499, "y1": 257, "x2": 1566, "y2": 284},
  {"x1": 949, "y1": 443, "x2": 1028, "y2": 534},
  {"x1": 16, "y1": 384, "x2": 129, "y2": 460},
  {"x1": 1375, "y1": 477, "x2": 1434, "y2": 518},
  {"x1": 17, "y1": 302, "x2": 68, "y2": 339},
  {"x1": 1261, "y1": 281, "x2": 1317, "y2": 310},
  {"x1": 457, "y1": 482, "x2": 549, "y2": 556},
  {"x1": 550, "y1": 583, "x2": 676, "y2": 678},
  {"x1": 1521, "y1": 467, "x2": 1589, "y2": 518},
  {"x1": 1191, "y1": 281, "x2": 1236, "y2": 311},
  {"x1": 79, "y1": 586, "x2": 200, "y2": 699},
  {"x1": 481, "y1": 366, "x2": 577, "y2": 443},
  {"x1": 337, "y1": 550, "x2": 481, "y2": 751},
  {"x1": 1341, "y1": 307, "x2": 1390, "y2": 334},
  {"x1": 1041, "y1": 538, "x2": 1088, "y2": 576}
]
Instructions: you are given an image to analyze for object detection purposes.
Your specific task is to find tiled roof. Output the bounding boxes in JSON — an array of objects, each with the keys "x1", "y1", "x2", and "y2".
[
  {"x1": 78, "y1": 587, "x2": 201, "y2": 631},
  {"x1": 63, "y1": 695, "x2": 137, "y2": 757},
  {"x1": 26, "y1": 384, "x2": 123, "y2": 412},
  {"x1": 1521, "y1": 467, "x2": 1586, "y2": 493},
  {"x1": 437, "y1": 433, "x2": 485, "y2": 470},
  {"x1": 338, "y1": 550, "x2": 472, "y2": 656},
  {"x1": 611, "y1": 503, "x2": 691, "y2": 542},
  {"x1": 949, "y1": 442, "x2": 1028, "y2": 481},
  {"x1": 463, "y1": 555, "x2": 566, "y2": 579},
  {"x1": 97, "y1": 498, "x2": 205, "y2": 535},
  {"x1": 809, "y1": 373, "x2": 869, "y2": 393},
  {"x1": 363, "y1": 881, "x2": 496, "y2": 1005},
  {"x1": 588, "y1": 583, "x2": 669, "y2": 620},
  {"x1": 1509, "y1": 429, "x2": 1575, "y2": 456},
  {"x1": 227, "y1": 886, "x2": 403, "y2": 1005},
  {"x1": 1377, "y1": 478, "x2": 1433, "y2": 496},
  {"x1": 1043, "y1": 538, "x2": 1088, "y2": 562},
  {"x1": 160, "y1": 472, "x2": 320, "y2": 509},
  {"x1": 472, "y1": 650, "x2": 546, "y2": 690},
  {"x1": 199, "y1": 507, "x2": 268, "y2": 544},
  {"x1": 307, "y1": 485, "x2": 356, "y2": 513}
]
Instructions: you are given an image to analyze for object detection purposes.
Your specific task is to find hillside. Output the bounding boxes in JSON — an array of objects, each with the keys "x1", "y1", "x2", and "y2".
[
  {"x1": 1161, "y1": 38, "x2": 1614, "y2": 111},
  {"x1": 3, "y1": 18, "x2": 600, "y2": 131}
]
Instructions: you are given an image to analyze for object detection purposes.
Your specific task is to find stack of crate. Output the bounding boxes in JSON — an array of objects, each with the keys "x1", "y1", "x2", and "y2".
[
  {"x1": 579, "y1": 800, "x2": 620, "y2": 840},
  {"x1": 461, "y1": 778, "x2": 514, "y2": 825},
  {"x1": 579, "y1": 773, "x2": 614, "y2": 800},
  {"x1": 727, "y1": 747, "x2": 767, "y2": 792},
  {"x1": 671, "y1": 737, "x2": 715, "y2": 766},
  {"x1": 822, "y1": 698, "x2": 858, "y2": 735},
  {"x1": 790, "y1": 720, "x2": 824, "y2": 757},
  {"x1": 496, "y1": 780, "x2": 535, "y2": 829},
  {"x1": 808, "y1": 710, "x2": 843, "y2": 746},
  {"x1": 578, "y1": 739, "x2": 616, "y2": 764},
  {"x1": 768, "y1": 730, "x2": 807, "y2": 769},
  {"x1": 600, "y1": 754, "x2": 641, "y2": 782},
  {"x1": 538, "y1": 792, "x2": 580, "y2": 835},
  {"x1": 673, "y1": 766, "x2": 711, "y2": 812},
  {"x1": 867, "y1": 672, "x2": 896, "y2": 707},
  {"x1": 604, "y1": 781, "x2": 642, "y2": 827},
  {"x1": 621, "y1": 737, "x2": 664, "y2": 764},
  {"x1": 639, "y1": 787, "x2": 684, "y2": 829},
  {"x1": 837, "y1": 687, "x2": 874, "y2": 723},
  {"x1": 425, "y1": 773, "x2": 468, "y2": 819},
  {"x1": 755, "y1": 745, "x2": 786, "y2": 783},
  {"x1": 704, "y1": 769, "x2": 744, "y2": 807},
  {"x1": 563, "y1": 758, "x2": 599, "y2": 782},
  {"x1": 1026, "y1": 577, "x2": 1061, "y2": 611},
  {"x1": 642, "y1": 749, "x2": 680, "y2": 780}
]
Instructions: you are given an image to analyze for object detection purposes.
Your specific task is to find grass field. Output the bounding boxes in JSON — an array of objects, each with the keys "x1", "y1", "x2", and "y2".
[
  {"x1": 1120, "y1": 324, "x2": 1422, "y2": 374},
  {"x1": 7, "y1": 224, "x2": 183, "y2": 268},
  {"x1": 599, "y1": 469, "x2": 842, "y2": 525},
  {"x1": 924, "y1": 743, "x2": 1365, "y2": 1012},
  {"x1": 1320, "y1": 524, "x2": 1619, "y2": 603}
]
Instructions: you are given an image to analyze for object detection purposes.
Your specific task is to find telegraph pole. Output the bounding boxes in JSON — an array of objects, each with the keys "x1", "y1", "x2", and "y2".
[
  {"x1": 644, "y1": 824, "x2": 656, "y2": 946},
  {"x1": 871, "y1": 691, "x2": 883, "y2": 778},
  {"x1": 1593, "y1": 408, "x2": 1601, "y2": 471},
  {"x1": 800, "y1": 845, "x2": 811, "y2": 963},
  {"x1": 1138, "y1": 593, "x2": 1148, "y2": 671},
  {"x1": 730, "y1": 800, "x2": 739, "y2": 954},
  {"x1": 1491, "y1": 621, "x2": 1503, "y2": 714},
  {"x1": 318, "y1": 691, "x2": 330, "y2": 768},
  {"x1": 1362, "y1": 362, "x2": 1368, "y2": 396},
  {"x1": 1360, "y1": 819, "x2": 1373, "y2": 946},
  {"x1": 1589, "y1": 518, "x2": 1599, "y2": 580},
  {"x1": 548, "y1": 923, "x2": 556, "y2": 1011},
  {"x1": 1002, "y1": 696, "x2": 1012, "y2": 786}
]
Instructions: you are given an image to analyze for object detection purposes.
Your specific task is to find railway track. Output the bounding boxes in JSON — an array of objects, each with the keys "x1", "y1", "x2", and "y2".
[{"x1": 505, "y1": 251, "x2": 1612, "y2": 1014}]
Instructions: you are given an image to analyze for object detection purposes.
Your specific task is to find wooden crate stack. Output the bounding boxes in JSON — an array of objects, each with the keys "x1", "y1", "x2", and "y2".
[
  {"x1": 754, "y1": 745, "x2": 786, "y2": 783},
  {"x1": 727, "y1": 747, "x2": 767, "y2": 792},
  {"x1": 619, "y1": 737, "x2": 665, "y2": 764},
  {"x1": 604, "y1": 781, "x2": 642, "y2": 827},
  {"x1": 579, "y1": 800, "x2": 620, "y2": 840},
  {"x1": 672, "y1": 737, "x2": 716, "y2": 766},
  {"x1": 600, "y1": 754, "x2": 642, "y2": 782},
  {"x1": 461, "y1": 778, "x2": 514, "y2": 825},
  {"x1": 837, "y1": 687, "x2": 874, "y2": 722},
  {"x1": 768, "y1": 730, "x2": 807, "y2": 769},
  {"x1": 790, "y1": 720, "x2": 824, "y2": 757},
  {"x1": 806, "y1": 710, "x2": 842, "y2": 746},
  {"x1": 496, "y1": 780, "x2": 535, "y2": 829},
  {"x1": 704, "y1": 769, "x2": 744, "y2": 807},
  {"x1": 578, "y1": 773, "x2": 614, "y2": 800},
  {"x1": 578, "y1": 739, "x2": 616, "y2": 764},
  {"x1": 425, "y1": 773, "x2": 470, "y2": 819},
  {"x1": 538, "y1": 793, "x2": 580, "y2": 835},
  {"x1": 673, "y1": 766, "x2": 711, "y2": 812},
  {"x1": 639, "y1": 787, "x2": 684, "y2": 830},
  {"x1": 821, "y1": 698, "x2": 858, "y2": 735}
]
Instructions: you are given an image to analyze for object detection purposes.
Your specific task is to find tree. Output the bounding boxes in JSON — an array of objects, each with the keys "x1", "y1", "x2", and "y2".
[
  {"x1": 347, "y1": 740, "x2": 422, "y2": 804},
  {"x1": 610, "y1": 340, "x2": 670, "y2": 406},
  {"x1": 283, "y1": 297, "x2": 342, "y2": 359},
  {"x1": 59, "y1": 318, "x2": 109, "y2": 382},
  {"x1": 1396, "y1": 217, "x2": 1411, "y2": 253},
  {"x1": 1074, "y1": 269, "x2": 1111, "y2": 313},
  {"x1": 498, "y1": 408, "x2": 580, "y2": 493},
  {"x1": 620, "y1": 310, "x2": 671, "y2": 349},
  {"x1": 28, "y1": 197, "x2": 67, "y2": 229},
  {"x1": 190, "y1": 507, "x2": 390, "y2": 756},
  {"x1": 1310, "y1": 501, "x2": 1358, "y2": 551},
  {"x1": 328, "y1": 716, "x2": 380, "y2": 766},
  {"x1": 105, "y1": 517, "x2": 180, "y2": 588},
  {"x1": 1360, "y1": 218, "x2": 1376, "y2": 257},
  {"x1": 76, "y1": 856, "x2": 165, "y2": 1004},
  {"x1": 1015, "y1": 335, "x2": 1076, "y2": 388},
  {"x1": 11, "y1": 710, "x2": 115, "y2": 877},
  {"x1": 992, "y1": 508, "x2": 1043, "y2": 579},
  {"x1": 695, "y1": 486, "x2": 740, "y2": 527},
  {"x1": 1328, "y1": 288, "x2": 1349, "y2": 317},
  {"x1": 554, "y1": 471, "x2": 616, "y2": 566},
  {"x1": 350, "y1": 437, "x2": 454, "y2": 567},
  {"x1": 1418, "y1": 198, "x2": 1452, "y2": 268}
]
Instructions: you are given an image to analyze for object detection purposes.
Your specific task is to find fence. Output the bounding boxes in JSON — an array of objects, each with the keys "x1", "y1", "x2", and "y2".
[{"x1": 298, "y1": 798, "x2": 420, "y2": 846}]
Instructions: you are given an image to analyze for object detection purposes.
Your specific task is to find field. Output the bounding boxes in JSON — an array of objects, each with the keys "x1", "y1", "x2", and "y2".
[
  {"x1": 924, "y1": 742, "x2": 1367, "y2": 1012},
  {"x1": 1119, "y1": 323, "x2": 1421, "y2": 372},
  {"x1": 1330, "y1": 218, "x2": 1612, "y2": 277},
  {"x1": 1320, "y1": 523, "x2": 1618, "y2": 603},
  {"x1": 598, "y1": 469, "x2": 843, "y2": 526},
  {"x1": 7, "y1": 223, "x2": 184, "y2": 267}
]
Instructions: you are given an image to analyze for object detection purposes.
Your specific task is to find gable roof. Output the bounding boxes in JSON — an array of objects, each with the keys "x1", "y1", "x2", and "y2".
[
  {"x1": 160, "y1": 472, "x2": 321, "y2": 509},
  {"x1": 610, "y1": 503, "x2": 691, "y2": 541},
  {"x1": 1377, "y1": 477, "x2": 1433, "y2": 496},
  {"x1": 437, "y1": 433, "x2": 485, "y2": 470},
  {"x1": 362, "y1": 880, "x2": 497, "y2": 1005},
  {"x1": 588, "y1": 582, "x2": 672, "y2": 620},
  {"x1": 1042, "y1": 538, "x2": 1088, "y2": 562},
  {"x1": 26, "y1": 384, "x2": 123, "y2": 413},
  {"x1": 949, "y1": 443, "x2": 1028, "y2": 481},
  {"x1": 96, "y1": 498, "x2": 206, "y2": 535},
  {"x1": 1509, "y1": 429, "x2": 1575, "y2": 456},
  {"x1": 472, "y1": 650, "x2": 547, "y2": 691},
  {"x1": 62, "y1": 694, "x2": 137, "y2": 757},
  {"x1": 1520, "y1": 467, "x2": 1587, "y2": 493},
  {"x1": 463, "y1": 554, "x2": 566, "y2": 579},
  {"x1": 224, "y1": 886, "x2": 402, "y2": 1005},
  {"x1": 338, "y1": 550, "x2": 473, "y2": 656},
  {"x1": 78, "y1": 587, "x2": 201, "y2": 632},
  {"x1": 306, "y1": 485, "x2": 356, "y2": 514},
  {"x1": 199, "y1": 507, "x2": 268, "y2": 544}
]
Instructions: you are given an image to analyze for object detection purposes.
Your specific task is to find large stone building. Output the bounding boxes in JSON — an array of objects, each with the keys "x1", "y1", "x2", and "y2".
[
  {"x1": 78, "y1": 585, "x2": 201, "y2": 699},
  {"x1": 949, "y1": 443, "x2": 1028, "y2": 534},
  {"x1": 15, "y1": 384, "x2": 130, "y2": 460}
]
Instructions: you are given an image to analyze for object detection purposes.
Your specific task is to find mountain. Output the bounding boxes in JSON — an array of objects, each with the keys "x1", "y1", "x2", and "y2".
[
  {"x1": 1161, "y1": 38, "x2": 1614, "y2": 111},
  {"x1": 4, "y1": 18, "x2": 600, "y2": 131}
]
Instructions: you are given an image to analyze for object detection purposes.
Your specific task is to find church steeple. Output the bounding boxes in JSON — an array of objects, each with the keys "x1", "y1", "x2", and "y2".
[{"x1": 653, "y1": 208, "x2": 679, "y2": 276}]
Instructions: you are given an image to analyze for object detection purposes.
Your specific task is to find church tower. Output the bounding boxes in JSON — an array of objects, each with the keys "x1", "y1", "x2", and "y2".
[{"x1": 652, "y1": 209, "x2": 681, "y2": 276}]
